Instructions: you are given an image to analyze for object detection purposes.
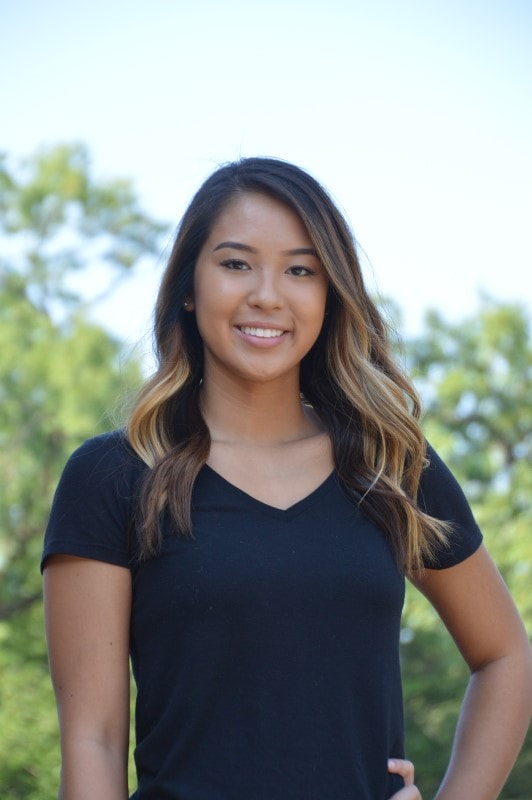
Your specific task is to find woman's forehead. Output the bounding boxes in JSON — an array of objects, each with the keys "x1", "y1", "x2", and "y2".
[{"x1": 204, "y1": 192, "x2": 314, "y2": 251}]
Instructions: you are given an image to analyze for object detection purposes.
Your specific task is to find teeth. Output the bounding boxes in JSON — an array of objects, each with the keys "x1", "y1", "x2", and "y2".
[{"x1": 240, "y1": 326, "x2": 284, "y2": 338}]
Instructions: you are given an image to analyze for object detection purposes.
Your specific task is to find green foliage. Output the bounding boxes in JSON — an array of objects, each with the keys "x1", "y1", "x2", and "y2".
[
  {"x1": 401, "y1": 300, "x2": 532, "y2": 798},
  {"x1": 408, "y1": 300, "x2": 532, "y2": 624},
  {"x1": 1, "y1": 145, "x2": 529, "y2": 798},
  {"x1": 0, "y1": 605, "x2": 60, "y2": 798},
  {"x1": 0, "y1": 145, "x2": 165, "y2": 799}
]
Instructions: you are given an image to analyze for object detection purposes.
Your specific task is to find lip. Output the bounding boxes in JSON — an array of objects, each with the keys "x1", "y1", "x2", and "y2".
[{"x1": 234, "y1": 323, "x2": 290, "y2": 348}]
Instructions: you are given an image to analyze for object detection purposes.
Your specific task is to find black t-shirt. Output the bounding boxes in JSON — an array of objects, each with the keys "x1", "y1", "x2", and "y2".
[{"x1": 42, "y1": 431, "x2": 483, "y2": 800}]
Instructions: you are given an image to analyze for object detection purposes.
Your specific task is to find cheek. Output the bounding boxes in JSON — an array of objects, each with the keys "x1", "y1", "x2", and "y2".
[
  {"x1": 303, "y1": 288, "x2": 328, "y2": 325},
  {"x1": 193, "y1": 294, "x2": 234, "y2": 349},
  {"x1": 194, "y1": 271, "x2": 236, "y2": 312},
  {"x1": 192, "y1": 277, "x2": 221, "y2": 323}
]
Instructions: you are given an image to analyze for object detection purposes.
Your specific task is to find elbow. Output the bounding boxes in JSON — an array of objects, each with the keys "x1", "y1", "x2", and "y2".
[{"x1": 471, "y1": 638, "x2": 532, "y2": 709}]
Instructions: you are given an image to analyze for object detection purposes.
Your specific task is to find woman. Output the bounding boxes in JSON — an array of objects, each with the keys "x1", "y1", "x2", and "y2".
[{"x1": 43, "y1": 158, "x2": 531, "y2": 799}]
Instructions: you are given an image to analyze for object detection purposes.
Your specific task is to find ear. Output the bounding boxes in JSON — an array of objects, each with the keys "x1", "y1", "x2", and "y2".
[{"x1": 183, "y1": 298, "x2": 195, "y2": 311}]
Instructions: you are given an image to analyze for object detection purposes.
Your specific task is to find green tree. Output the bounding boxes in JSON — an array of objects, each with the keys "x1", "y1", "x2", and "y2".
[
  {"x1": 0, "y1": 144, "x2": 166, "y2": 798},
  {"x1": 1, "y1": 147, "x2": 529, "y2": 798},
  {"x1": 401, "y1": 300, "x2": 532, "y2": 799}
]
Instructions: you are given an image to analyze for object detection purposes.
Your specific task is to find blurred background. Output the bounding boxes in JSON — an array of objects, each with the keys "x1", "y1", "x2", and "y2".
[{"x1": 0, "y1": 1, "x2": 530, "y2": 797}]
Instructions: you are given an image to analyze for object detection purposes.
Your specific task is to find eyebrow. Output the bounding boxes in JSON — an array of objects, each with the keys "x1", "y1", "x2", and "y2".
[
  {"x1": 213, "y1": 241, "x2": 258, "y2": 253},
  {"x1": 212, "y1": 241, "x2": 319, "y2": 257}
]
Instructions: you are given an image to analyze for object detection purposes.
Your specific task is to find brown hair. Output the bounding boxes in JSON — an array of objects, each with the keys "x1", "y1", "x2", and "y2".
[{"x1": 127, "y1": 157, "x2": 449, "y2": 572}]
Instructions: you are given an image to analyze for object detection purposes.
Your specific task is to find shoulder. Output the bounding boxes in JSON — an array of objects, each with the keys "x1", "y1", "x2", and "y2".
[
  {"x1": 417, "y1": 443, "x2": 483, "y2": 569},
  {"x1": 42, "y1": 430, "x2": 147, "y2": 571},
  {"x1": 58, "y1": 429, "x2": 146, "y2": 491},
  {"x1": 66, "y1": 428, "x2": 140, "y2": 467},
  {"x1": 418, "y1": 443, "x2": 476, "y2": 521}
]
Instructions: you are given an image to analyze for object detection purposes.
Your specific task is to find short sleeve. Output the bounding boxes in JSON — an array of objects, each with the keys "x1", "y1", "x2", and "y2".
[
  {"x1": 417, "y1": 443, "x2": 483, "y2": 569},
  {"x1": 41, "y1": 430, "x2": 146, "y2": 572}
]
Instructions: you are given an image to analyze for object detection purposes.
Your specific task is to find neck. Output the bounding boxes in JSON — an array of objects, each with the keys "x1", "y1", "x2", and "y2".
[{"x1": 200, "y1": 372, "x2": 319, "y2": 445}]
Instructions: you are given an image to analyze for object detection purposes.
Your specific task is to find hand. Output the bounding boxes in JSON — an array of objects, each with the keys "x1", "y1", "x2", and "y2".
[{"x1": 387, "y1": 759, "x2": 422, "y2": 799}]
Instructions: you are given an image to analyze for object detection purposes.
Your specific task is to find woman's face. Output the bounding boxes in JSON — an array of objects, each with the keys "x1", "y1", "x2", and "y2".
[{"x1": 188, "y1": 191, "x2": 328, "y2": 389}]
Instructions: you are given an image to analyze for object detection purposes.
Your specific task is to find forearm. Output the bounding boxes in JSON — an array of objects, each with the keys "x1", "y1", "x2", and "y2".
[
  {"x1": 433, "y1": 648, "x2": 532, "y2": 799},
  {"x1": 59, "y1": 738, "x2": 128, "y2": 800}
]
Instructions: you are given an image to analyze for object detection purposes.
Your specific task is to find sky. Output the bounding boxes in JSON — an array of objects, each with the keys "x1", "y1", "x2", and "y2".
[{"x1": 2, "y1": 0, "x2": 531, "y2": 359}]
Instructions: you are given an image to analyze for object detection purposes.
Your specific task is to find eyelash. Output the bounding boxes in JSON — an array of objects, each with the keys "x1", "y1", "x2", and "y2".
[
  {"x1": 287, "y1": 265, "x2": 316, "y2": 276},
  {"x1": 220, "y1": 260, "x2": 316, "y2": 276},
  {"x1": 220, "y1": 259, "x2": 250, "y2": 271}
]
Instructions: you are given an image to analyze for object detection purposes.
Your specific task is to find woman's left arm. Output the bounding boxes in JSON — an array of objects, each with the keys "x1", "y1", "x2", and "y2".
[{"x1": 411, "y1": 544, "x2": 532, "y2": 800}]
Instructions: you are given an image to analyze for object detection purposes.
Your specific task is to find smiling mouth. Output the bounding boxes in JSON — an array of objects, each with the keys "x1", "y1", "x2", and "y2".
[{"x1": 238, "y1": 326, "x2": 286, "y2": 338}]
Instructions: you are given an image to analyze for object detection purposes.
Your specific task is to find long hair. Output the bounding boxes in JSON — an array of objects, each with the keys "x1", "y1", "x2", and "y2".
[{"x1": 127, "y1": 157, "x2": 449, "y2": 572}]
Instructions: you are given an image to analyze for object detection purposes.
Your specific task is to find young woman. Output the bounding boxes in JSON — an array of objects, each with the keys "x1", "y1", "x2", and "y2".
[{"x1": 42, "y1": 158, "x2": 531, "y2": 799}]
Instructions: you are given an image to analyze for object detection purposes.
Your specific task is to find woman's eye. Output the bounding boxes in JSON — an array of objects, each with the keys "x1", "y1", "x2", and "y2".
[
  {"x1": 287, "y1": 265, "x2": 315, "y2": 276},
  {"x1": 220, "y1": 259, "x2": 250, "y2": 271}
]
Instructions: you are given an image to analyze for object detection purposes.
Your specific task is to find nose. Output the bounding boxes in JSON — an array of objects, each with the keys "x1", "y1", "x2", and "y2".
[{"x1": 247, "y1": 268, "x2": 283, "y2": 310}]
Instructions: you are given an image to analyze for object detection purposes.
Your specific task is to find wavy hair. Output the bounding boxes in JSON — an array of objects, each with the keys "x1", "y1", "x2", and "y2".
[{"x1": 127, "y1": 157, "x2": 449, "y2": 572}]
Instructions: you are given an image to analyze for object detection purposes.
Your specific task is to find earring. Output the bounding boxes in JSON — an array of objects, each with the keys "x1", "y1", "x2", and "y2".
[{"x1": 183, "y1": 301, "x2": 189, "y2": 308}]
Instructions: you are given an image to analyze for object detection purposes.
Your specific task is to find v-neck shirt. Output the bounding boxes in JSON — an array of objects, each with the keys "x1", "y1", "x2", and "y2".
[
  {"x1": 201, "y1": 462, "x2": 336, "y2": 519},
  {"x1": 42, "y1": 430, "x2": 483, "y2": 800}
]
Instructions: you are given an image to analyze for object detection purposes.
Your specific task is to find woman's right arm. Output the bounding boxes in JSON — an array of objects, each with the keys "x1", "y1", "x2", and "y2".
[{"x1": 44, "y1": 554, "x2": 132, "y2": 800}]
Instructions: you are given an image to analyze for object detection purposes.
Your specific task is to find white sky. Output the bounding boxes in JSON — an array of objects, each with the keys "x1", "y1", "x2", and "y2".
[{"x1": 2, "y1": 0, "x2": 531, "y2": 356}]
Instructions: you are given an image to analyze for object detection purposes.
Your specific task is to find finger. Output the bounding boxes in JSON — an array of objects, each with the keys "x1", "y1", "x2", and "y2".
[
  {"x1": 388, "y1": 786, "x2": 422, "y2": 800},
  {"x1": 387, "y1": 758, "x2": 415, "y2": 785}
]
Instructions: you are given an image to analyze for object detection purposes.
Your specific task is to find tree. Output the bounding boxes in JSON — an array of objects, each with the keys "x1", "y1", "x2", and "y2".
[
  {"x1": 400, "y1": 300, "x2": 532, "y2": 798},
  {"x1": 0, "y1": 144, "x2": 167, "y2": 798},
  {"x1": 1, "y1": 146, "x2": 529, "y2": 798}
]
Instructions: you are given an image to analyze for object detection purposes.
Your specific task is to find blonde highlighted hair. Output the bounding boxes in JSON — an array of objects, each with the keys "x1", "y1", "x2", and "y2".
[{"x1": 128, "y1": 157, "x2": 449, "y2": 572}]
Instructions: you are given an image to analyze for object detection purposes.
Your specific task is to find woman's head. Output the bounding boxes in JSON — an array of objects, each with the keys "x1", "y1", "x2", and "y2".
[
  {"x1": 154, "y1": 156, "x2": 387, "y2": 398},
  {"x1": 187, "y1": 191, "x2": 329, "y2": 389},
  {"x1": 130, "y1": 157, "x2": 446, "y2": 572}
]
